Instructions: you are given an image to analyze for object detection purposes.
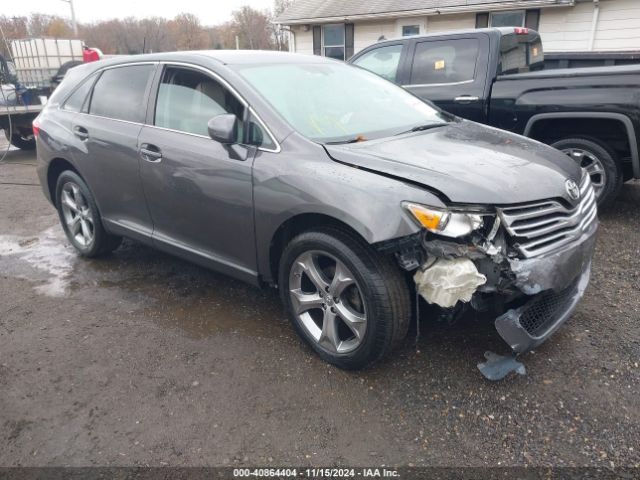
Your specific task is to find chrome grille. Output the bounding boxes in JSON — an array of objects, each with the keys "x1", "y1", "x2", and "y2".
[{"x1": 498, "y1": 174, "x2": 597, "y2": 258}]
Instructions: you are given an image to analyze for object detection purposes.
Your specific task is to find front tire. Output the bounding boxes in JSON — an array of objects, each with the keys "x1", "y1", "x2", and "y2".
[
  {"x1": 552, "y1": 137, "x2": 622, "y2": 207},
  {"x1": 55, "y1": 170, "x2": 122, "y2": 257},
  {"x1": 279, "y1": 227, "x2": 410, "y2": 370}
]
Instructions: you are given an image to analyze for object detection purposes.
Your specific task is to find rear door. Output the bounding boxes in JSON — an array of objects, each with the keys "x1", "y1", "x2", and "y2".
[
  {"x1": 403, "y1": 34, "x2": 490, "y2": 121},
  {"x1": 72, "y1": 63, "x2": 156, "y2": 240},
  {"x1": 137, "y1": 63, "x2": 266, "y2": 282}
]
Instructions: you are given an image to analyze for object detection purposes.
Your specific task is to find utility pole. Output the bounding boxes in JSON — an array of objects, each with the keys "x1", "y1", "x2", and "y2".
[{"x1": 60, "y1": 0, "x2": 78, "y2": 36}]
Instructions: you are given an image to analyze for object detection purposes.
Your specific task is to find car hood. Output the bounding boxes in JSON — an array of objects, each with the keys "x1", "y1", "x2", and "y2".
[{"x1": 324, "y1": 120, "x2": 583, "y2": 205}]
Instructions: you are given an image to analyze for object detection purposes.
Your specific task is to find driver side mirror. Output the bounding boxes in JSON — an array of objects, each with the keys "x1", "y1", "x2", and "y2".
[{"x1": 208, "y1": 114, "x2": 238, "y2": 144}]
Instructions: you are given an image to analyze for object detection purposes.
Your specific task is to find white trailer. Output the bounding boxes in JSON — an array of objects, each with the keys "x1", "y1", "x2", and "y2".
[{"x1": 1, "y1": 38, "x2": 84, "y2": 150}]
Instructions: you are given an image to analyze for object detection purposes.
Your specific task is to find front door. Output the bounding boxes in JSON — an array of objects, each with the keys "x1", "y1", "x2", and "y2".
[{"x1": 137, "y1": 64, "x2": 257, "y2": 281}]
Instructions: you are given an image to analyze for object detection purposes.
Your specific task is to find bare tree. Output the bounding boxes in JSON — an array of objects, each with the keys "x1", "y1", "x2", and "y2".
[
  {"x1": 169, "y1": 13, "x2": 207, "y2": 50},
  {"x1": 232, "y1": 6, "x2": 274, "y2": 50},
  {"x1": 1, "y1": 9, "x2": 290, "y2": 58},
  {"x1": 271, "y1": 0, "x2": 292, "y2": 51}
]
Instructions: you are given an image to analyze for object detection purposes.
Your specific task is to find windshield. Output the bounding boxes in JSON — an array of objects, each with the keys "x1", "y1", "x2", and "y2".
[{"x1": 235, "y1": 62, "x2": 449, "y2": 143}]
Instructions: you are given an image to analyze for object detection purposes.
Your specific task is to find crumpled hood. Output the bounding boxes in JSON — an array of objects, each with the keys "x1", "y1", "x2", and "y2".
[{"x1": 324, "y1": 120, "x2": 583, "y2": 205}]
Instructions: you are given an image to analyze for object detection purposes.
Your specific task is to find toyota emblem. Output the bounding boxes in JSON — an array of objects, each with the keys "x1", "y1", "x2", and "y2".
[{"x1": 565, "y1": 179, "x2": 580, "y2": 201}]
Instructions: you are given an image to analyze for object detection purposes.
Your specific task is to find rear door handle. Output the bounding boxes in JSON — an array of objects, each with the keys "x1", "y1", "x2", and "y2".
[
  {"x1": 73, "y1": 125, "x2": 89, "y2": 140},
  {"x1": 139, "y1": 143, "x2": 162, "y2": 163},
  {"x1": 453, "y1": 95, "x2": 480, "y2": 104}
]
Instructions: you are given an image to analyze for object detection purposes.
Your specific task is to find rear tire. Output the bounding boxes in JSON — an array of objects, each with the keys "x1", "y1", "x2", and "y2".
[
  {"x1": 552, "y1": 137, "x2": 622, "y2": 207},
  {"x1": 55, "y1": 170, "x2": 122, "y2": 257},
  {"x1": 278, "y1": 227, "x2": 410, "y2": 370}
]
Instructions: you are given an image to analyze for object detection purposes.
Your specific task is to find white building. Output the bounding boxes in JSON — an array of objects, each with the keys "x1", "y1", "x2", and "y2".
[{"x1": 276, "y1": 0, "x2": 640, "y2": 60}]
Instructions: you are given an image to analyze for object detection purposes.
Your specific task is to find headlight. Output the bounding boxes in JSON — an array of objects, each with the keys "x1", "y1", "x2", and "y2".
[{"x1": 403, "y1": 202, "x2": 484, "y2": 238}]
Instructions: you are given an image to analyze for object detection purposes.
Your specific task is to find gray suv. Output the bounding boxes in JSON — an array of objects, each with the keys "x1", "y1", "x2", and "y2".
[{"x1": 35, "y1": 51, "x2": 597, "y2": 370}]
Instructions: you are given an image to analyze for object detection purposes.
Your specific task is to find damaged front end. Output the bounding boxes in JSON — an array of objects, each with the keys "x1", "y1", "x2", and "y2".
[{"x1": 378, "y1": 173, "x2": 598, "y2": 369}]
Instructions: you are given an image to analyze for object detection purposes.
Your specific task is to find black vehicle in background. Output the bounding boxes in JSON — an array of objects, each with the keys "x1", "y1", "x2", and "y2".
[{"x1": 350, "y1": 27, "x2": 640, "y2": 206}]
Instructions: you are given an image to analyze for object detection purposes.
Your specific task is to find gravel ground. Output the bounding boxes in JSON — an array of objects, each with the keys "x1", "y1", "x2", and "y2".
[{"x1": 0, "y1": 141, "x2": 639, "y2": 468}]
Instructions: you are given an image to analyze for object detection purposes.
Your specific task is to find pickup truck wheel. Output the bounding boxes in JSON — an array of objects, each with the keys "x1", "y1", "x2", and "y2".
[
  {"x1": 55, "y1": 171, "x2": 122, "y2": 257},
  {"x1": 4, "y1": 129, "x2": 36, "y2": 150},
  {"x1": 279, "y1": 227, "x2": 410, "y2": 370},
  {"x1": 552, "y1": 137, "x2": 622, "y2": 207}
]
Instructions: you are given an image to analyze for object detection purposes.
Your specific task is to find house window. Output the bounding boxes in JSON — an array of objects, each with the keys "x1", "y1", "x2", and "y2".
[
  {"x1": 490, "y1": 10, "x2": 525, "y2": 27},
  {"x1": 323, "y1": 24, "x2": 345, "y2": 60},
  {"x1": 402, "y1": 25, "x2": 420, "y2": 37}
]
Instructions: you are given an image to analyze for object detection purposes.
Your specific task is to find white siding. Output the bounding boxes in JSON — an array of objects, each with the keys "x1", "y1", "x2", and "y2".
[
  {"x1": 539, "y1": 0, "x2": 640, "y2": 52},
  {"x1": 426, "y1": 13, "x2": 475, "y2": 33},
  {"x1": 538, "y1": 3, "x2": 595, "y2": 52},
  {"x1": 353, "y1": 20, "x2": 397, "y2": 53},
  {"x1": 289, "y1": 0, "x2": 640, "y2": 56},
  {"x1": 594, "y1": 0, "x2": 640, "y2": 51},
  {"x1": 291, "y1": 26, "x2": 313, "y2": 55}
]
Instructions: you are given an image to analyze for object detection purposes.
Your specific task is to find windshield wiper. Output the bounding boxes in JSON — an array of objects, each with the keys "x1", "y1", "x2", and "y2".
[
  {"x1": 324, "y1": 138, "x2": 363, "y2": 145},
  {"x1": 395, "y1": 122, "x2": 449, "y2": 136}
]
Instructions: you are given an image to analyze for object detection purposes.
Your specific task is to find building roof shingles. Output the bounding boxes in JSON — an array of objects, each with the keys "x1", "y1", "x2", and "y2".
[{"x1": 276, "y1": 0, "x2": 570, "y2": 23}]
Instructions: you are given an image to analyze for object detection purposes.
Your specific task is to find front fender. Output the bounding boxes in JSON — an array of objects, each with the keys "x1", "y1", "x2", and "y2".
[{"x1": 252, "y1": 135, "x2": 443, "y2": 281}]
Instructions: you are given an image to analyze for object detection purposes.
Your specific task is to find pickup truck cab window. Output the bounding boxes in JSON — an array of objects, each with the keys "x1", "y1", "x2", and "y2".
[
  {"x1": 89, "y1": 65, "x2": 154, "y2": 123},
  {"x1": 409, "y1": 38, "x2": 479, "y2": 86},
  {"x1": 351, "y1": 44, "x2": 403, "y2": 82}
]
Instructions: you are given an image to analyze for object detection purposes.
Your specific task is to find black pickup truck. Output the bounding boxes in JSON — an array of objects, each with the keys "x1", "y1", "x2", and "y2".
[{"x1": 349, "y1": 27, "x2": 640, "y2": 206}]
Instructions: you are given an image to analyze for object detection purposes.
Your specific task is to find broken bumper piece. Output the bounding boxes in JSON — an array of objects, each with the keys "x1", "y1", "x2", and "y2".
[
  {"x1": 496, "y1": 223, "x2": 597, "y2": 354},
  {"x1": 495, "y1": 260, "x2": 591, "y2": 354}
]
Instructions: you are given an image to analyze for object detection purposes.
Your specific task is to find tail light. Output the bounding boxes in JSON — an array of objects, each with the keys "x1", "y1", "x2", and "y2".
[
  {"x1": 32, "y1": 118, "x2": 40, "y2": 138},
  {"x1": 514, "y1": 27, "x2": 530, "y2": 35}
]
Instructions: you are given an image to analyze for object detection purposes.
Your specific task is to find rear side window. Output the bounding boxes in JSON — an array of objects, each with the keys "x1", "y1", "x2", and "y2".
[
  {"x1": 89, "y1": 65, "x2": 154, "y2": 123},
  {"x1": 63, "y1": 75, "x2": 95, "y2": 113},
  {"x1": 154, "y1": 66, "x2": 244, "y2": 138},
  {"x1": 499, "y1": 33, "x2": 544, "y2": 74},
  {"x1": 409, "y1": 38, "x2": 479, "y2": 85},
  {"x1": 352, "y1": 44, "x2": 403, "y2": 82}
]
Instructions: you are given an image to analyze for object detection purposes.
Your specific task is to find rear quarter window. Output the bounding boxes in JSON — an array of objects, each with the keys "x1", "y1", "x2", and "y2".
[
  {"x1": 89, "y1": 64, "x2": 155, "y2": 123},
  {"x1": 62, "y1": 74, "x2": 96, "y2": 113}
]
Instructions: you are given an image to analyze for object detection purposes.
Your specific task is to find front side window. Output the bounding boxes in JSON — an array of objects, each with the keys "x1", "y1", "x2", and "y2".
[
  {"x1": 490, "y1": 10, "x2": 525, "y2": 27},
  {"x1": 89, "y1": 65, "x2": 154, "y2": 123},
  {"x1": 154, "y1": 66, "x2": 244, "y2": 138},
  {"x1": 402, "y1": 25, "x2": 420, "y2": 37},
  {"x1": 409, "y1": 39, "x2": 479, "y2": 85},
  {"x1": 236, "y1": 62, "x2": 449, "y2": 144},
  {"x1": 352, "y1": 44, "x2": 403, "y2": 82},
  {"x1": 323, "y1": 24, "x2": 345, "y2": 60}
]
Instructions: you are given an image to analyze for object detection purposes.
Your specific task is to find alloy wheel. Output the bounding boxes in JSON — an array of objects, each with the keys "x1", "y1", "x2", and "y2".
[
  {"x1": 562, "y1": 147, "x2": 607, "y2": 199},
  {"x1": 60, "y1": 182, "x2": 95, "y2": 247},
  {"x1": 288, "y1": 250, "x2": 367, "y2": 354}
]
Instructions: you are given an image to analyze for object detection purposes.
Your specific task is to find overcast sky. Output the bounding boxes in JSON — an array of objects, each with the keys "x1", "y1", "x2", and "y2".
[{"x1": 2, "y1": 0, "x2": 277, "y2": 26}]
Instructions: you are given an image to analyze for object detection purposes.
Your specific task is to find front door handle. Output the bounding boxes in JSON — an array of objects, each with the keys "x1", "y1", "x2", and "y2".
[
  {"x1": 73, "y1": 125, "x2": 89, "y2": 140},
  {"x1": 454, "y1": 95, "x2": 480, "y2": 104},
  {"x1": 139, "y1": 143, "x2": 162, "y2": 163}
]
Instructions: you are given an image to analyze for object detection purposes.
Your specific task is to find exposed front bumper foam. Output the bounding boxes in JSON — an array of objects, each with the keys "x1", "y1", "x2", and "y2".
[{"x1": 494, "y1": 222, "x2": 597, "y2": 354}]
